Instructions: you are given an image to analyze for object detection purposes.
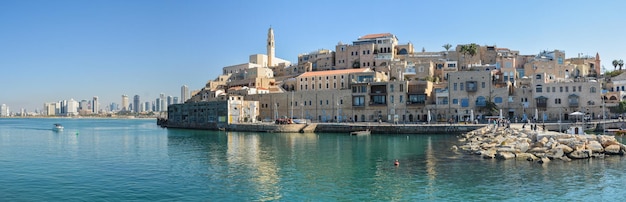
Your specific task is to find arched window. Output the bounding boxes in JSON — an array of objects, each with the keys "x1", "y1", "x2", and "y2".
[
  {"x1": 590, "y1": 87, "x2": 596, "y2": 93},
  {"x1": 398, "y1": 48, "x2": 408, "y2": 55}
]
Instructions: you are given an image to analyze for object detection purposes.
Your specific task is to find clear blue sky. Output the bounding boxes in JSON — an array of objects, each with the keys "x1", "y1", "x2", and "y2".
[{"x1": 1, "y1": 0, "x2": 624, "y2": 112}]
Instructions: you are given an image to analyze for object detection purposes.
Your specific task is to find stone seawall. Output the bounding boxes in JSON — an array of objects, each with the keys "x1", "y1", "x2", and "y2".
[{"x1": 163, "y1": 120, "x2": 484, "y2": 134}]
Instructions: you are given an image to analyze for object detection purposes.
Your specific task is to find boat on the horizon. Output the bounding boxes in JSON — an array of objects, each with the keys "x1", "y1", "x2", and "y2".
[{"x1": 53, "y1": 123, "x2": 64, "y2": 131}]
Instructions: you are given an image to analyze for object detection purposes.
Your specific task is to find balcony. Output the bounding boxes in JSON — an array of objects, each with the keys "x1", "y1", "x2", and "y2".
[{"x1": 375, "y1": 53, "x2": 393, "y2": 60}]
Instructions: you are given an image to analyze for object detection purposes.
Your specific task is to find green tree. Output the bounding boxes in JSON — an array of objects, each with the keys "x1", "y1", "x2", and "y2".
[
  {"x1": 619, "y1": 59, "x2": 624, "y2": 71},
  {"x1": 459, "y1": 43, "x2": 479, "y2": 68},
  {"x1": 613, "y1": 59, "x2": 619, "y2": 70},
  {"x1": 442, "y1": 43, "x2": 452, "y2": 51},
  {"x1": 481, "y1": 100, "x2": 498, "y2": 115}
]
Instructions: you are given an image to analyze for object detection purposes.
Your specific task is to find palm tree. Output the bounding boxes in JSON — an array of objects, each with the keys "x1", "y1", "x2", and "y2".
[
  {"x1": 613, "y1": 59, "x2": 619, "y2": 70},
  {"x1": 459, "y1": 43, "x2": 479, "y2": 69},
  {"x1": 442, "y1": 43, "x2": 452, "y2": 51},
  {"x1": 619, "y1": 59, "x2": 624, "y2": 71}
]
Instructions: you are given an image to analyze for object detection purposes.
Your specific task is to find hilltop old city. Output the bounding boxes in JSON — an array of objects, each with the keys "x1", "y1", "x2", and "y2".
[{"x1": 157, "y1": 27, "x2": 626, "y2": 128}]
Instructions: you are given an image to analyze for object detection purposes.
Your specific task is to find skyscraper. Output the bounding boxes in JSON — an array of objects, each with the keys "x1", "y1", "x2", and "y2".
[
  {"x1": 92, "y1": 96, "x2": 99, "y2": 114},
  {"x1": 167, "y1": 96, "x2": 173, "y2": 107},
  {"x1": 159, "y1": 93, "x2": 166, "y2": 112},
  {"x1": 144, "y1": 101, "x2": 151, "y2": 112},
  {"x1": 0, "y1": 104, "x2": 8, "y2": 117},
  {"x1": 173, "y1": 97, "x2": 179, "y2": 104},
  {"x1": 133, "y1": 95, "x2": 141, "y2": 113},
  {"x1": 67, "y1": 99, "x2": 78, "y2": 116},
  {"x1": 121, "y1": 95, "x2": 129, "y2": 112},
  {"x1": 181, "y1": 85, "x2": 189, "y2": 103}
]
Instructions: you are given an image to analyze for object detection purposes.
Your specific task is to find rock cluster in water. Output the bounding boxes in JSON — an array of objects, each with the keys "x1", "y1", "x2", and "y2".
[{"x1": 453, "y1": 125, "x2": 626, "y2": 163}]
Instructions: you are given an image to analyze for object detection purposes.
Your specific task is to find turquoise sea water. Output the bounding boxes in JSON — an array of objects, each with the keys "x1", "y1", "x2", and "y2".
[{"x1": 1, "y1": 118, "x2": 625, "y2": 201}]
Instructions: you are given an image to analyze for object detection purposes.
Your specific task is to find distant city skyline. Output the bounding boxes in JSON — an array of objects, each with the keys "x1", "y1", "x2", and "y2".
[{"x1": 2, "y1": 1, "x2": 625, "y2": 111}]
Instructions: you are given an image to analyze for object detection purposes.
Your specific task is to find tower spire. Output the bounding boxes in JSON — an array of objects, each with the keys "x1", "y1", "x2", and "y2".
[{"x1": 267, "y1": 26, "x2": 275, "y2": 67}]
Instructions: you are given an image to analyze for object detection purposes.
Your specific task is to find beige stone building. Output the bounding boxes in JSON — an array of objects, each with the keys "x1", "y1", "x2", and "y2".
[{"x1": 530, "y1": 72, "x2": 602, "y2": 121}]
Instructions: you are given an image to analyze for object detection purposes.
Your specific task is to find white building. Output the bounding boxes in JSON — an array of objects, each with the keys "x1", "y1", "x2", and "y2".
[
  {"x1": 0, "y1": 104, "x2": 8, "y2": 117},
  {"x1": 181, "y1": 85, "x2": 189, "y2": 103}
]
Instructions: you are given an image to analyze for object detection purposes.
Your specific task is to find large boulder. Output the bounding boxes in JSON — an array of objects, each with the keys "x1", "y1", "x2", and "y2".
[
  {"x1": 546, "y1": 148, "x2": 565, "y2": 159},
  {"x1": 555, "y1": 144, "x2": 574, "y2": 154},
  {"x1": 481, "y1": 149, "x2": 496, "y2": 159},
  {"x1": 568, "y1": 149, "x2": 592, "y2": 159},
  {"x1": 528, "y1": 147, "x2": 547, "y2": 154},
  {"x1": 515, "y1": 141, "x2": 530, "y2": 153},
  {"x1": 495, "y1": 152, "x2": 516, "y2": 160},
  {"x1": 604, "y1": 145, "x2": 622, "y2": 155},
  {"x1": 556, "y1": 138, "x2": 577, "y2": 145},
  {"x1": 538, "y1": 157, "x2": 551, "y2": 164},
  {"x1": 586, "y1": 141, "x2": 604, "y2": 153},
  {"x1": 516, "y1": 153, "x2": 538, "y2": 161}
]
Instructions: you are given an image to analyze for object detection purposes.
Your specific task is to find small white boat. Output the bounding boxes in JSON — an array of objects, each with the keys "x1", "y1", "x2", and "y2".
[
  {"x1": 350, "y1": 129, "x2": 370, "y2": 136},
  {"x1": 53, "y1": 123, "x2": 64, "y2": 131}
]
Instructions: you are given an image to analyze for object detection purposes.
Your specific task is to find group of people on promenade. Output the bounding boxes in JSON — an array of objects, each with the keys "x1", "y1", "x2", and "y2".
[{"x1": 521, "y1": 119, "x2": 545, "y2": 131}]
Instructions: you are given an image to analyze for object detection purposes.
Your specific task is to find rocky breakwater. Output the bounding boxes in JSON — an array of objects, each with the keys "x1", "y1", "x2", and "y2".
[{"x1": 454, "y1": 125, "x2": 626, "y2": 163}]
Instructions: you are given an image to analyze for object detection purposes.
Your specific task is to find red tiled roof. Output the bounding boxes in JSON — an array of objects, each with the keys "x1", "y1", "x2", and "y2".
[
  {"x1": 358, "y1": 33, "x2": 392, "y2": 40},
  {"x1": 297, "y1": 68, "x2": 370, "y2": 78}
]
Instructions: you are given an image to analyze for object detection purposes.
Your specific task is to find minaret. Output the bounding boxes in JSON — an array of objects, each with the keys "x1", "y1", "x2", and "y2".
[
  {"x1": 267, "y1": 26, "x2": 275, "y2": 67},
  {"x1": 595, "y1": 52, "x2": 601, "y2": 75}
]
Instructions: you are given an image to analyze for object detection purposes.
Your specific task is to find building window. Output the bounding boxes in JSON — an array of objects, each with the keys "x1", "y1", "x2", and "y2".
[
  {"x1": 547, "y1": 87, "x2": 550, "y2": 92},
  {"x1": 408, "y1": 94, "x2": 426, "y2": 104},
  {"x1": 560, "y1": 86, "x2": 563, "y2": 92},
  {"x1": 536, "y1": 85, "x2": 542, "y2": 93},
  {"x1": 453, "y1": 99, "x2": 458, "y2": 104},
  {"x1": 460, "y1": 83, "x2": 464, "y2": 91},
  {"x1": 372, "y1": 95, "x2": 386, "y2": 104},
  {"x1": 454, "y1": 83, "x2": 458, "y2": 91},
  {"x1": 481, "y1": 82, "x2": 485, "y2": 88},
  {"x1": 390, "y1": 84, "x2": 395, "y2": 92},
  {"x1": 353, "y1": 96, "x2": 365, "y2": 106},
  {"x1": 390, "y1": 95, "x2": 394, "y2": 103},
  {"x1": 400, "y1": 95, "x2": 403, "y2": 103},
  {"x1": 590, "y1": 87, "x2": 596, "y2": 93},
  {"x1": 555, "y1": 98, "x2": 561, "y2": 104},
  {"x1": 494, "y1": 97, "x2": 503, "y2": 103},
  {"x1": 565, "y1": 86, "x2": 568, "y2": 92},
  {"x1": 573, "y1": 86, "x2": 576, "y2": 92}
]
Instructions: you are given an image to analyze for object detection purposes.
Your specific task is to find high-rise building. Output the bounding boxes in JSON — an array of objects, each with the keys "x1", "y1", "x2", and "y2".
[
  {"x1": 67, "y1": 99, "x2": 78, "y2": 116},
  {"x1": 159, "y1": 93, "x2": 166, "y2": 112},
  {"x1": 109, "y1": 103, "x2": 118, "y2": 112},
  {"x1": 173, "y1": 97, "x2": 179, "y2": 104},
  {"x1": 133, "y1": 95, "x2": 141, "y2": 113},
  {"x1": 144, "y1": 101, "x2": 151, "y2": 112},
  {"x1": 181, "y1": 85, "x2": 189, "y2": 103},
  {"x1": 92, "y1": 96, "x2": 99, "y2": 114},
  {"x1": 167, "y1": 96, "x2": 173, "y2": 107},
  {"x1": 0, "y1": 104, "x2": 8, "y2": 117},
  {"x1": 121, "y1": 95, "x2": 129, "y2": 112},
  {"x1": 155, "y1": 98, "x2": 161, "y2": 112},
  {"x1": 60, "y1": 100, "x2": 67, "y2": 115}
]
